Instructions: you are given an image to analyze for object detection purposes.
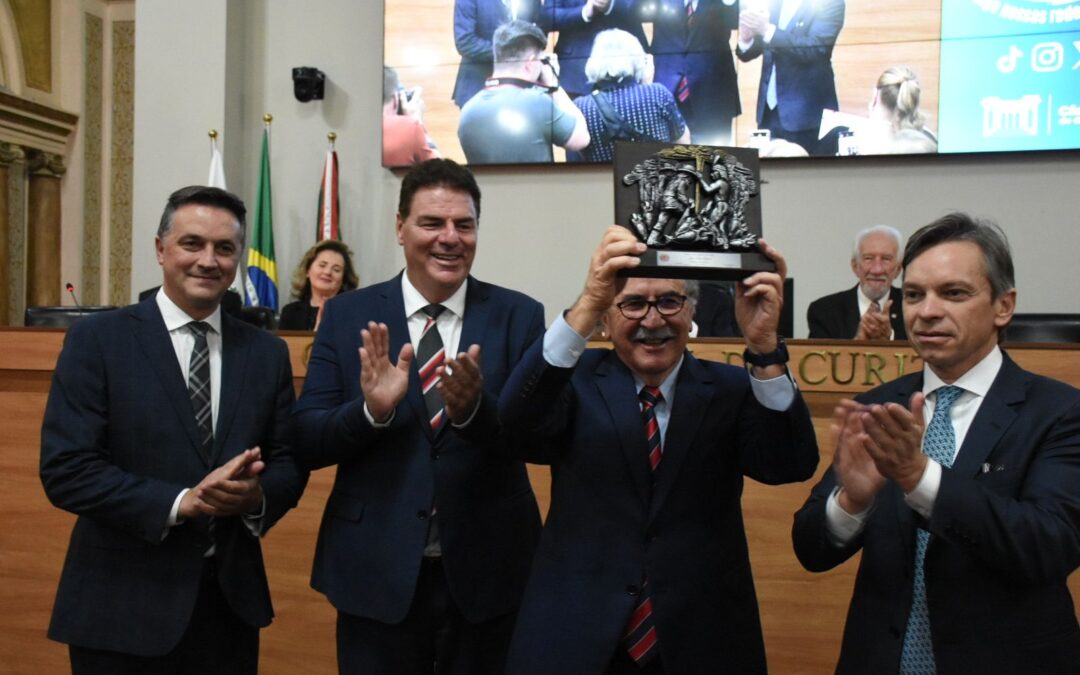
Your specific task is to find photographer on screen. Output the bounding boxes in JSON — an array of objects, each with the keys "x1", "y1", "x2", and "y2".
[
  {"x1": 457, "y1": 19, "x2": 589, "y2": 164},
  {"x1": 383, "y1": 66, "x2": 440, "y2": 168}
]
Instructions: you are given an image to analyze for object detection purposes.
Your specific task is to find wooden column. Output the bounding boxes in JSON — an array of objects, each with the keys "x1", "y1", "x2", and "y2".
[
  {"x1": 0, "y1": 144, "x2": 23, "y2": 324},
  {"x1": 25, "y1": 151, "x2": 65, "y2": 308}
]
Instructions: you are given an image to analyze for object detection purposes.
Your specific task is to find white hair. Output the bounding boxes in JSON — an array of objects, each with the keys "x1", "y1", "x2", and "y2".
[
  {"x1": 852, "y1": 225, "x2": 902, "y2": 261},
  {"x1": 584, "y1": 29, "x2": 646, "y2": 85}
]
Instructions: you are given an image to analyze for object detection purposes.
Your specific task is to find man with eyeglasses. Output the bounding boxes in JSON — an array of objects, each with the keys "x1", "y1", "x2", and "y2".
[{"x1": 498, "y1": 226, "x2": 818, "y2": 674}]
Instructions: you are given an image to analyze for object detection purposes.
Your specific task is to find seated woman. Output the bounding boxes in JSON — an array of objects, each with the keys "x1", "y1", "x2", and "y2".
[
  {"x1": 866, "y1": 65, "x2": 937, "y2": 153},
  {"x1": 278, "y1": 239, "x2": 358, "y2": 330},
  {"x1": 572, "y1": 28, "x2": 691, "y2": 163},
  {"x1": 821, "y1": 65, "x2": 937, "y2": 156}
]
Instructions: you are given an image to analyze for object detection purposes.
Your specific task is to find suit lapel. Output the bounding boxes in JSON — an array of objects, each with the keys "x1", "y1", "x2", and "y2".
[
  {"x1": 649, "y1": 353, "x2": 710, "y2": 521},
  {"x1": 885, "y1": 374, "x2": 923, "y2": 538},
  {"x1": 952, "y1": 356, "x2": 1024, "y2": 477},
  {"x1": 595, "y1": 353, "x2": 652, "y2": 510},
  {"x1": 214, "y1": 315, "x2": 248, "y2": 466},
  {"x1": 447, "y1": 277, "x2": 492, "y2": 439},
  {"x1": 130, "y1": 300, "x2": 208, "y2": 466},
  {"x1": 843, "y1": 286, "x2": 861, "y2": 337}
]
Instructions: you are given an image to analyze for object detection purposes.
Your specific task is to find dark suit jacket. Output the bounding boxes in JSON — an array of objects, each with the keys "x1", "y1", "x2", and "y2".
[
  {"x1": 807, "y1": 284, "x2": 906, "y2": 340},
  {"x1": 278, "y1": 300, "x2": 317, "y2": 331},
  {"x1": 292, "y1": 274, "x2": 545, "y2": 624},
  {"x1": 40, "y1": 299, "x2": 307, "y2": 657},
  {"x1": 792, "y1": 354, "x2": 1080, "y2": 674},
  {"x1": 650, "y1": 0, "x2": 741, "y2": 135},
  {"x1": 545, "y1": 0, "x2": 648, "y2": 97},
  {"x1": 499, "y1": 341, "x2": 818, "y2": 674},
  {"x1": 452, "y1": 0, "x2": 545, "y2": 108},
  {"x1": 737, "y1": 0, "x2": 845, "y2": 133}
]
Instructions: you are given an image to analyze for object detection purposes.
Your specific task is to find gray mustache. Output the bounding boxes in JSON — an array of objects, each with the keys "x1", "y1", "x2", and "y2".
[{"x1": 632, "y1": 326, "x2": 676, "y2": 342}]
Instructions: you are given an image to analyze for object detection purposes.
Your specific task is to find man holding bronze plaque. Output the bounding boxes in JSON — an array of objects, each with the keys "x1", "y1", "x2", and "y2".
[{"x1": 498, "y1": 226, "x2": 818, "y2": 674}]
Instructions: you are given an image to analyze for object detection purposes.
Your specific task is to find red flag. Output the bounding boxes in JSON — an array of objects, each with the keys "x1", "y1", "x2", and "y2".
[{"x1": 317, "y1": 143, "x2": 339, "y2": 241}]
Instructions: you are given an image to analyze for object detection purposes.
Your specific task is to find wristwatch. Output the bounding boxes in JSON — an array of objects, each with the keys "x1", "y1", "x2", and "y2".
[{"x1": 743, "y1": 336, "x2": 789, "y2": 368}]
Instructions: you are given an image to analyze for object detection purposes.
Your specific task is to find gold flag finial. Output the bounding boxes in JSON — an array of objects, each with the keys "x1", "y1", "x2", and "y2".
[
  {"x1": 208, "y1": 129, "x2": 218, "y2": 140},
  {"x1": 328, "y1": 131, "x2": 337, "y2": 142},
  {"x1": 263, "y1": 113, "x2": 273, "y2": 124}
]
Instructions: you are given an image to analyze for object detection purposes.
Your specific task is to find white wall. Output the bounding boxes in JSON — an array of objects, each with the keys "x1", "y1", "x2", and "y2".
[
  {"x1": 132, "y1": 0, "x2": 229, "y2": 296},
  {"x1": 131, "y1": 0, "x2": 1080, "y2": 337}
]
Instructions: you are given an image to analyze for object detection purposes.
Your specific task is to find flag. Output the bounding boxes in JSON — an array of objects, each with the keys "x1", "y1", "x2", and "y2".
[
  {"x1": 207, "y1": 131, "x2": 246, "y2": 298},
  {"x1": 208, "y1": 134, "x2": 227, "y2": 189},
  {"x1": 246, "y1": 124, "x2": 278, "y2": 309},
  {"x1": 317, "y1": 140, "x2": 339, "y2": 241}
]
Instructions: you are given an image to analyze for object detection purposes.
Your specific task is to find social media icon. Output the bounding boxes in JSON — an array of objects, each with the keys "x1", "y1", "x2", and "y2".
[
  {"x1": 1032, "y1": 42, "x2": 1064, "y2": 73},
  {"x1": 997, "y1": 45, "x2": 1022, "y2": 73}
]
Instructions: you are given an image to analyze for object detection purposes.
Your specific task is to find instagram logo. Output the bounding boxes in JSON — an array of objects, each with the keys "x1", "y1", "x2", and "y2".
[{"x1": 1032, "y1": 42, "x2": 1064, "y2": 72}]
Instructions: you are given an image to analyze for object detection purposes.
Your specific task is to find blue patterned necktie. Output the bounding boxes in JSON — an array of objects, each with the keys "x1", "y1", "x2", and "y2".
[{"x1": 899, "y1": 384, "x2": 964, "y2": 674}]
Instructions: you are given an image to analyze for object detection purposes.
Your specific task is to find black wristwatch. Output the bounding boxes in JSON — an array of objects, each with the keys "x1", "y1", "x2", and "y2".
[{"x1": 743, "y1": 336, "x2": 789, "y2": 368}]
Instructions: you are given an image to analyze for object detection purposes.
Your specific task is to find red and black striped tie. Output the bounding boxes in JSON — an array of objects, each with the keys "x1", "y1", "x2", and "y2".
[
  {"x1": 416, "y1": 304, "x2": 446, "y2": 430},
  {"x1": 622, "y1": 385, "x2": 664, "y2": 666}
]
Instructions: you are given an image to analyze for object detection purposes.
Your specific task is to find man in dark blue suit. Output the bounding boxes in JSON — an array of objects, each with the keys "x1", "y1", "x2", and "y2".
[
  {"x1": 545, "y1": 0, "x2": 649, "y2": 99},
  {"x1": 793, "y1": 213, "x2": 1080, "y2": 673},
  {"x1": 451, "y1": 0, "x2": 544, "y2": 108},
  {"x1": 293, "y1": 159, "x2": 544, "y2": 675},
  {"x1": 40, "y1": 186, "x2": 307, "y2": 674},
  {"x1": 737, "y1": 0, "x2": 845, "y2": 155},
  {"x1": 499, "y1": 227, "x2": 818, "y2": 674},
  {"x1": 649, "y1": 0, "x2": 741, "y2": 145}
]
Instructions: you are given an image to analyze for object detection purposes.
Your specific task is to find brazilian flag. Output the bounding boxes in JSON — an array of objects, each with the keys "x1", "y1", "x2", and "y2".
[{"x1": 246, "y1": 126, "x2": 278, "y2": 309}]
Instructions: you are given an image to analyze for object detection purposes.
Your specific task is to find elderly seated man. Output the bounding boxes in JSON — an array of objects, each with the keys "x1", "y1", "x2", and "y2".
[{"x1": 807, "y1": 224, "x2": 905, "y2": 340}]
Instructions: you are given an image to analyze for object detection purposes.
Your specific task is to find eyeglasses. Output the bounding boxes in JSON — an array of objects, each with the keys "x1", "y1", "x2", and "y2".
[{"x1": 615, "y1": 294, "x2": 688, "y2": 320}]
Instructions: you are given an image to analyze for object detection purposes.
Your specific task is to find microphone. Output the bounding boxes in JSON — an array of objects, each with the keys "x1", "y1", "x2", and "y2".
[{"x1": 66, "y1": 282, "x2": 83, "y2": 313}]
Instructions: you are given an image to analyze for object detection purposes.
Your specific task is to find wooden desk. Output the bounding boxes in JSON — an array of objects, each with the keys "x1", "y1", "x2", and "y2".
[{"x1": 2, "y1": 328, "x2": 1077, "y2": 674}]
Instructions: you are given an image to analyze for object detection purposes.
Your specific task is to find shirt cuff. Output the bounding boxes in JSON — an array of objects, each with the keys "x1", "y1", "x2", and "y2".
[
  {"x1": 164, "y1": 488, "x2": 188, "y2": 540},
  {"x1": 364, "y1": 401, "x2": 396, "y2": 428},
  {"x1": 543, "y1": 313, "x2": 588, "y2": 368},
  {"x1": 825, "y1": 487, "x2": 872, "y2": 546},
  {"x1": 903, "y1": 459, "x2": 941, "y2": 520},
  {"x1": 242, "y1": 496, "x2": 266, "y2": 537},
  {"x1": 749, "y1": 369, "x2": 796, "y2": 411}
]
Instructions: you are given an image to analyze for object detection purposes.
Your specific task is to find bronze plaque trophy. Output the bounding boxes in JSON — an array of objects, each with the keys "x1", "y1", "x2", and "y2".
[{"x1": 614, "y1": 141, "x2": 773, "y2": 280}]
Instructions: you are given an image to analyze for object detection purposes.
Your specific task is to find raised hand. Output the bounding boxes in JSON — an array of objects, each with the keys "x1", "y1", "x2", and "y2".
[
  {"x1": 831, "y1": 401, "x2": 886, "y2": 513},
  {"x1": 566, "y1": 226, "x2": 646, "y2": 336},
  {"x1": 854, "y1": 298, "x2": 893, "y2": 340},
  {"x1": 438, "y1": 344, "x2": 483, "y2": 425},
  {"x1": 359, "y1": 321, "x2": 414, "y2": 423},
  {"x1": 858, "y1": 392, "x2": 928, "y2": 493},
  {"x1": 736, "y1": 238, "x2": 786, "y2": 355}
]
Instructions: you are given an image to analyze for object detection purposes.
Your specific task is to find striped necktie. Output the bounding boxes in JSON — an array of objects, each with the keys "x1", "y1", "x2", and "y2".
[
  {"x1": 416, "y1": 304, "x2": 447, "y2": 430},
  {"x1": 621, "y1": 385, "x2": 665, "y2": 666},
  {"x1": 899, "y1": 385, "x2": 964, "y2": 674},
  {"x1": 187, "y1": 321, "x2": 213, "y2": 463}
]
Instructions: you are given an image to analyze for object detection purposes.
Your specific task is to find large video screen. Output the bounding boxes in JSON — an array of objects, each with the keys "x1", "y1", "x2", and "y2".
[{"x1": 382, "y1": 0, "x2": 1080, "y2": 167}]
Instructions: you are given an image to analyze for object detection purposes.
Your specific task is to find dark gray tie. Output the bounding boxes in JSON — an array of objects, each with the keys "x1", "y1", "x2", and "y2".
[
  {"x1": 416, "y1": 304, "x2": 447, "y2": 430},
  {"x1": 187, "y1": 321, "x2": 214, "y2": 462}
]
